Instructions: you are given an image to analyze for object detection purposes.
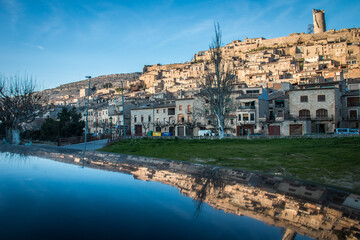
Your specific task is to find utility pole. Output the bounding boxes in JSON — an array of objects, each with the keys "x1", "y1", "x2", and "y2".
[
  {"x1": 121, "y1": 81, "x2": 126, "y2": 138},
  {"x1": 153, "y1": 103, "x2": 155, "y2": 132},
  {"x1": 82, "y1": 75, "x2": 91, "y2": 167}
]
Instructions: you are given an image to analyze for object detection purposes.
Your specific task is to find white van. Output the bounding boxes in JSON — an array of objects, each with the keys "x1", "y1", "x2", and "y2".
[{"x1": 198, "y1": 130, "x2": 215, "y2": 136}]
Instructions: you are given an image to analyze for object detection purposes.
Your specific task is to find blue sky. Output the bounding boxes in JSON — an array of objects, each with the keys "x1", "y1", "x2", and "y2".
[{"x1": 0, "y1": 0, "x2": 359, "y2": 90}]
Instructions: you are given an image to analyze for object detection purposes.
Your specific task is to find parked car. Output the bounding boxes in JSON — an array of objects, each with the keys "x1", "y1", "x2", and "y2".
[{"x1": 335, "y1": 128, "x2": 359, "y2": 135}]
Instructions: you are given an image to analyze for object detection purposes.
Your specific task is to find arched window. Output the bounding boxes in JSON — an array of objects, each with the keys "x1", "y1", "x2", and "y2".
[
  {"x1": 299, "y1": 109, "x2": 310, "y2": 119},
  {"x1": 177, "y1": 114, "x2": 185, "y2": 123},
  {"x1": 316, "y1": 109, "x2": 328, "y2": 119}
]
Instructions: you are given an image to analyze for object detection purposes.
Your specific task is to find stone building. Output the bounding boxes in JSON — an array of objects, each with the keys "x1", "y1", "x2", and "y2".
[
  {"x1": 287, "y1": 82, "x2": 343, "y2": 134},
  {"x1": 341, "y1": 89, "x2": 360, "y2": 128},
  {"x1": 233, "y1": 87, "x2": 269, "y2": 135},
  {"x1": 130, "y1": 101, "x2": 176, "y2": 136}
]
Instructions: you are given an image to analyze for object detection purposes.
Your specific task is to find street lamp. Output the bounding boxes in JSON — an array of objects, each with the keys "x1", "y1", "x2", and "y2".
[
  {"x1": 82, "y1": 75, "x2": 91, "y2": 167},
  {"x1": 109, "y1": 116, "x2": 113, "y2": 142},
  {"x1": 121, "y1": 81, "x2": 126, "y2": 139}
]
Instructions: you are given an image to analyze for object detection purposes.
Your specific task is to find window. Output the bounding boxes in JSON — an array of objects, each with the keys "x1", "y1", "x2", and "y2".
[
  {"x1": 275, "y1": 100, "x2": 285, "y2": 107},
  {"x1": 179, "y1": 105, "x2": 183, "y2": 111},
  {"x1": 141, "y1": 116, "x2": 144, "y2": 123},
  {"x1": 187, "y1": 105, "x2": 191, "y2": 113},
  {"x1": 243, "y1": 114, "x2": 249, "y2": 121},
  {"x1": 177, "y1": 114, "x2": 184, "y2": 123},
  {"x1": 349, "y1": 110, "x2": 358, "y2": 120},
  {"x1": 277, "y1": 110, "x2": 284, "y2": 117},
  {"x1": 238, "y1": 114, "x2": 242, "y2": 121},
  {"x1": 250, "y1": 113, "x2": 255, "y2": 121},
  {"x1": 163, "y1": 109, "x2": 166, "y2": 113},
  {"x1": 168, "y1": 108, "x2": 175, "y2": 115},
  {"x1": 134, "y1": 116, "x2": 137, "y2": 123},
  {"x1": 299, "y1": 109, "x2": 310, "y2": 119},
  {"x1": 347, "y1": 97, "x2": 360, "y2": 107},
  {"x1": 230, "y1": 119, "x2": 234, "y2": 124},
  {"x1": 318, "y1": 95, "x2": 325, "y2": 102},
  {"x1": 148, "y1": 116, "x2": 151, "y2": 122},
  {"x1": 156, "y1": 109, "x2": 159, "y2": 113},
  {"x1": 316, "y1": 109, "x2": 328, "y2": 119},
  {"x1": 300, "y1": 96, "x2": 308, "y2": 102}
]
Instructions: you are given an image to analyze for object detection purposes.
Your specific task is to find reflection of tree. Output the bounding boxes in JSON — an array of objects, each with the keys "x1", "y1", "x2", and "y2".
[{"x1": 193, "y1": 167, "x2": 224, "y2": 219}]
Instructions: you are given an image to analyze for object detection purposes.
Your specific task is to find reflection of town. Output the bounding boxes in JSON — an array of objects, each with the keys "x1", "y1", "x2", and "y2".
[{"x1": 2, "y1": 145, "x2": 360, "y2": 240}]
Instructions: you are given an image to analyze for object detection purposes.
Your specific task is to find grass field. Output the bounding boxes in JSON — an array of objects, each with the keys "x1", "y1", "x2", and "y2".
[{"x1": 100, "y1": 137, "x2": 360, "y2": 191}]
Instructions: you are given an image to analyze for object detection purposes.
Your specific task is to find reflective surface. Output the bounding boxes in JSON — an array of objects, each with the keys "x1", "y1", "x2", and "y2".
[{"x1": 0, "y1": 145, "x2": 359, "y2": 240}]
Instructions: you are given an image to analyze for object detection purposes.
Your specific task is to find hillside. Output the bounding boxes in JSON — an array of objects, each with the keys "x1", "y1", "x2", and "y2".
[
  {"x1": 41, "y1": 72, "x2": 141, "y2": 100},
  {"x1": 140, "y1": 28, "x2": 360, "y2": 93}
]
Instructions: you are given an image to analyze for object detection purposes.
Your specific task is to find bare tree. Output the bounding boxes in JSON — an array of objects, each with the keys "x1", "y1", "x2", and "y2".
[
  {"x1": 198, "y1": 23, "x2": 236, "y2": 138},
  {"x1": 0, "y1": 75, "x2": 44, "y2": 144},
  {"x1": 154, "y1": 120, "x2": 167, "y2": 132},
  {"x1": 165, "y1": 117, "x2": 178, "y2": 136},
  {"x1": 141, "y1": 121, "x2": 151, "y2": 135}
]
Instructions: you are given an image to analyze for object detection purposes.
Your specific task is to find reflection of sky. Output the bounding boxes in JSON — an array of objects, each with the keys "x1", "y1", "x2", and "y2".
[
  {"x1": 0, "y1": 0, "x2": 359, "y2": 90},
  {"x1": 0, "y1": 153, "x2": 311, "y2": 239}
]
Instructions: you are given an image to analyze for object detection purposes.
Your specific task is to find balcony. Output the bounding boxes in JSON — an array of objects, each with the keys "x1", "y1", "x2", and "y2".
[
  {"x1": 238, "y1": 106, "x2": 255, "y2": 110},
  {"x1": 344, "y1": 116, "x2": 359, "y2": 121},
  {"x1": 313, "y1": 115, "x2": 334, "y2": 121},
  {"x1": 286, "y1": 114, "x2": 334, "y2": 121}
]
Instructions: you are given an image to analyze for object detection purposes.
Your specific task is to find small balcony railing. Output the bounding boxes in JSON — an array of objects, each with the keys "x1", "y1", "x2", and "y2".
[
  {"x1": 238, "y1": 106, "x2": 255, "y2": 110},
  {"x1": 346, "y1": 116, "x2": 359, "y2": 121},
  {"x1": 287, "y1": 114, "x2": 334, "y2": 121},
  {"x1": 314, "y1": 115, "x2": 334, "y2": 121}
]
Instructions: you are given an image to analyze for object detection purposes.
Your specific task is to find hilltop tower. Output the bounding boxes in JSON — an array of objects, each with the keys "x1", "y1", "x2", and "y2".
[{"x1": 313, "y1": 9, "x2": 326, "y2": 34}]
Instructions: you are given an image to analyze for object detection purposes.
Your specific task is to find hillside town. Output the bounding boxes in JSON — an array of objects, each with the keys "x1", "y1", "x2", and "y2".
[
  {"x1": 2, "y1": 3, "x2": 360, "y2": 240},
  {"x1": 33, "y1": 10, "x2": 360, "y2": 139}
]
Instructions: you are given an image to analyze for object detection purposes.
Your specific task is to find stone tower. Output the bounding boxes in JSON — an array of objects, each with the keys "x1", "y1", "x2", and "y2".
[{"x1": 313, "y1": 9, "x2": 326, "y2": 34}]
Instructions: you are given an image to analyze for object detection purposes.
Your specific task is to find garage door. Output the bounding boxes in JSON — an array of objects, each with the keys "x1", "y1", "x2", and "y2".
[
  {"x1": 269, "y1": 126, "x2": 280, "y2": 136},
  {"x1": 177, "y1": 126, "x2": 185, "y2": 136},
  {"x1": 290, "y1": 124, "x2": 303, "y2": 136}
]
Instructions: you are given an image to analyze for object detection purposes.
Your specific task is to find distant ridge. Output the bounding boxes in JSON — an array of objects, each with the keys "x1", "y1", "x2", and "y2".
[{"x1": 41, "y1": 72, "x2": 141, "y2": 98}]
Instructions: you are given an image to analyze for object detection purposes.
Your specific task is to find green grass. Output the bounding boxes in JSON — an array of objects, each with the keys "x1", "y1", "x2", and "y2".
[{"x1": 100, "y1": 137, "x2": 360, "y2": 191}]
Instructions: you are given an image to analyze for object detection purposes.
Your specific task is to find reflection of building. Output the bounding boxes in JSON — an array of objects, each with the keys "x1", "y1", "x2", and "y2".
[{"x1": 8, "y1": 145, "x2": 359, "y2": 240}]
